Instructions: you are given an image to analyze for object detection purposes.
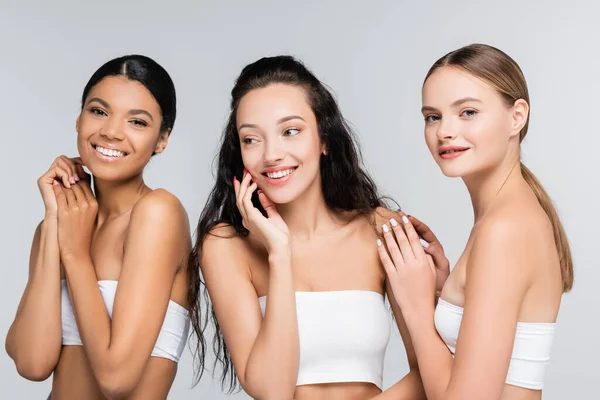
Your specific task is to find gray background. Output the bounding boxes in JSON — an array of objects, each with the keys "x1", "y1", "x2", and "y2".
[{"x1": 1, "y1": 0, "x2": 598, "y2": 398}]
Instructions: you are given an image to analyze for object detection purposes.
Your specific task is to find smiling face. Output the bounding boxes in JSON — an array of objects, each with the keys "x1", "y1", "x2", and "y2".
[
  {"x1": 421, "y1": 66, "x2": 527, "y2": 178},
  {"x1": 236, "y1": 83, "x2": 326, "y2": 204},
  {"x1": 76, "y1": 76, "x2": 168, "y2": 182}
]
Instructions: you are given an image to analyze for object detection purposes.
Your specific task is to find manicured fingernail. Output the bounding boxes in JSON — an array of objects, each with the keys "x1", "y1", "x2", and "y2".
[
  {"x1": 70, "y1": 176, "x2": 76, "y2": 184},
  {"x1": 390, "y1": 218, "x2": 398, "y2": 227},
  {"x1": 382, "y1": 224, "x2": 389, "y2": 233},
  {"x1": 420, "y1": 238, "x2": 430, "y2": 248},
  {"x1": 74, "y1": 175, "x2": 80, "y2": 182},
  {"x1": 377, "y1": 239, "x2": 382, "y2": 247},
  {"x1": 232, "y1": 176, "x2": 236, "y2": 184},
  {"x1": 402, "y1": 216, "x2": 409, "y2": 224},
  {"x1": 53, "y1": 180, "x2": 58, "y2": 186}
]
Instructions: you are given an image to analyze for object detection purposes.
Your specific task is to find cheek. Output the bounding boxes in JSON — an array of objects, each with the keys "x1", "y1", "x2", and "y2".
[
  {"x1": 240, "y1": 147, "x2": 262, "y2": 172},
  {"x1": 424, "y1": 128, "x2": 438, "y2": 156}
]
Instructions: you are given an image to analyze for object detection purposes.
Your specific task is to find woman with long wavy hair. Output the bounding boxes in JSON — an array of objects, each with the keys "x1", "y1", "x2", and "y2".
[{"x1": 189, "y1": 55, "x2": 448, "y2": 400}]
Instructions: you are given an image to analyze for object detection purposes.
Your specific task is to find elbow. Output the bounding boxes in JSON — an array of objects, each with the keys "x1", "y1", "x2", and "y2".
[
  {"x1": 97, "y1": 371, "x2": 138, "y2": 400},
  {"x1": 241, "y1": 373, "x2": 295, "y2": 400},
  {"x1": 14, "y1": 358, "x2": 54, "y2": 382}
]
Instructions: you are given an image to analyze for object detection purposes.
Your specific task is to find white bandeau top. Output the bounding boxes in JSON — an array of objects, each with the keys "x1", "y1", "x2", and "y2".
[
  {"x1": 258, "y1": 290, "x2": 391, "y2": 389},
  {"x1": 434, "y1": 297, "x2": 556, "y2": 390},
  {"x1": 61, "y1": 280, "x2": 190, "y2": 362}
]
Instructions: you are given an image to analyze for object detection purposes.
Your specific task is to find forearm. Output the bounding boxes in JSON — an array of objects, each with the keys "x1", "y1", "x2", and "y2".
[
  {"x1": 370, "y1": 369, "x2": 426, "y2": 400},
  {"x1": 244, "y1": 252, "x2": 299, "y2": 399},
  {"x1": 61, "y1": 255, "x2": 120, "y2": 377},
  {"x1": 7, "y1": 217, "x2": 62, "y2": 376},
  {"x1": 406, "y1": 316, "x2": 454, "y2": 400}
]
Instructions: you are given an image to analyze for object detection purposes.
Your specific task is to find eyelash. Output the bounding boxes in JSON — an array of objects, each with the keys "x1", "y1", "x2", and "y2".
[
  {"x1": 284, "y1": 128, "x2": 300, "y2": 136},
  {"x1": 90, "y1": 107, "x2": 107, "y2": 117},
  {"x1": 424, "y1": 109, "x2": 478, "y2": 122},
  {"x1": 89, "y1": 107, "x2": 148, "y2": 127}
]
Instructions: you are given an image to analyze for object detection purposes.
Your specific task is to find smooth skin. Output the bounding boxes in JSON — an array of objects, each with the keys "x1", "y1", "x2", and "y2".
[
  {"x1": 378, "y1": 67, "x2": 563, "y2": 400},
  {"x1": 201, "y1": 84, "x2": 448, "y2": 400},
  {"x1": 6, "y1": 76, "x2": 191, "y2": 400}
]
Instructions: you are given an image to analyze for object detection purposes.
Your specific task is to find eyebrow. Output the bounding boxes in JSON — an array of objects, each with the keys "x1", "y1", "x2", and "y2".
[
  {"x1": 238, "y1": 115, "x2": 306, "y2": 131},
  {"x1": 87, "y1": 98, "x2": 153, "y2": 121},
  {"x1": 421, "y1": 97, "x2": 482, "y2": 114}
]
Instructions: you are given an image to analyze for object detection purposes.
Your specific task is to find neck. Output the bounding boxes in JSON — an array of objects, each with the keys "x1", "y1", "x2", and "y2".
[
  {"x1": 463, "y1": 157, "x2": 522, "y2": 222},
  {"x1": 276, "y1": 176, "x2": 339, "y2": 240},
  {"x1": 93, "y1": 173, "x2": 150, "y2": 224}
]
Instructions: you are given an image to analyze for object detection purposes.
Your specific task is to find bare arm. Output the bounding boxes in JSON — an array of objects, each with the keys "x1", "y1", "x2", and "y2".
[
  {"x1": 367, "y1": 282, "x2": 427, "y2": 399},
  {"x1": 5, "y1": 218, "x2": 63, "y2": 381},
  {"x1": 368, "y1": 209, "x2": 427, "y2": 399},
  {"x1": 202, "y1": 226, "x2": 299, "y2": 400},
  {"x1": 58, "y1": 188, "x2": 189, "y2": 399},
  {"x1": 6, "y1": 155, "x2": 85, "y2": 380},
  {"x1": 393, "y1": 219, "x2": 532, "y2": 400}
]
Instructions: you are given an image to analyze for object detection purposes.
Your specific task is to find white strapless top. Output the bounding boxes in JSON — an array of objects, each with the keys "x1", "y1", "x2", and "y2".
[
  {"x1": 258, "y1": 290, "x2": 391, "y2": 389},
  {"x1": 434, "y1": 297, "x2": 556, "y2": 390},
  {"x1": 61, "y1": 280, "x2": 190, "y2": 362}
]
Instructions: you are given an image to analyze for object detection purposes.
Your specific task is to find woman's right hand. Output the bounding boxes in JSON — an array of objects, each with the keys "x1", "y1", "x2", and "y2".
[
  {"x1": 37, "y1": 156, "x2": 88, "y2": 216},
  {"x1": 234, "y1": 169, "x2": 291, "y2": 256}
]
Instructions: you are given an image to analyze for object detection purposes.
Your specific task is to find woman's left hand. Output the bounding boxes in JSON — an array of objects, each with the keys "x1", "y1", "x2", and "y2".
[
  {"x1": 53, "y1": 173, "x2": 98, "y2": 261},
  {"x1": 377, "y1": 214, "x2": 436, "y2": 320}
]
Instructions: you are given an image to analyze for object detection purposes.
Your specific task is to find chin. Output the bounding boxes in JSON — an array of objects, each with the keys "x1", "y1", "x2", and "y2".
[{"x1": 260, "y1": 186, "x2": 301, "y2": 205}]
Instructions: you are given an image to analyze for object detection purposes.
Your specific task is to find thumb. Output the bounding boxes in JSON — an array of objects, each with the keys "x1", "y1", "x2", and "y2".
[{"x1": 258, "y1": 190, "x2": 279, "y2": 219}]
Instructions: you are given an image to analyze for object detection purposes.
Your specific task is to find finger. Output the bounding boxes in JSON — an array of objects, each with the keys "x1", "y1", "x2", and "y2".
[
  {"x1": 53, "y1": 183, "x2": 68, "y2": 210},
  {"x1": 56, "y1": 158, "x2": 76, "y2": 186},
  {"x1": 71, "y1": 157, "x2": 84, "y2": 166},
  {"x1": 50, "y1": 166, "x2": 72, "y2": 188},
  {"x1": 257, "y1": 190, "x2": 278, "y2": 218},
  {"x1": 79, "y1": 180, "x2": 96, "y2": 203},
  {"x1": 388, "y1": 218, "x2": 416, "y2": 261},
  {"x1": 63, "y1": 187, "x2": 77, "y2": 208},
  {"x1": 382, "y1": 223, "x2": 406, "y2": 267},
  {"x1": 237, "y1": 171, "x2": 254, "y2": 216},
  {"x1": 70, "y1": 183, "x2": 86, "y2": 204},
  {"x1": 396, "y1": 215, "x2": 427, "y2": 260},
  {"x1": 58, "y1": 156, "x2": 77, "y2": 179},
  {"x1": 233, "y1": 177, "x2": 246, "y2": 220},
  {"x1": 242, "y1": 182, "x2": 258, "y2": 216},
  {"x1": 377, "y1": 238, "x2": 398, "y2": 277},
  {"x1": 407, "y1": 214, "x2": 439, "y2": 245},
  {"x1": 236, "y1": 170, "x2": 252, "y2": 205}
]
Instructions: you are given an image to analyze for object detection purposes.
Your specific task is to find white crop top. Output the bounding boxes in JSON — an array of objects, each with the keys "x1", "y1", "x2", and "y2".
[
  {"x1": 258, "y1": 290, "x2": 390, "y2": 389},
  {"x1": 434, "y1": 297, "x2": 556, "y2": 390},
  {"x1": 61, "y1": 280, "x2": 190, "y2": 362}
]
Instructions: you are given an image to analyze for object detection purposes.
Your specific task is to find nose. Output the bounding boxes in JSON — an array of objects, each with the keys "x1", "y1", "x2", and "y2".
[
  {"x1": 100, "y1": 116, "x2": 125, "y2": 141},
  {"x1": 436, "y1": 117, "x2": 457, "y2": 141},
  {"x1": 263, "y1": 137, "x2": 285, "y2": 164}
]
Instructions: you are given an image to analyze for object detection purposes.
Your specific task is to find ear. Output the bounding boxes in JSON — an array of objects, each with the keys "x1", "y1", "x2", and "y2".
[
  {"x1": 321, "y1": 142, "x2": 328, "y2": 156},
  {"x1": 154, "y1": 130, "x2": 170, "y2": 155},
  {"x1": 510, "y1": 99, "x2": 529, "y2": 138},
  {"x1": 75, "y1": 116, "x2": 80, "y2": 133}
]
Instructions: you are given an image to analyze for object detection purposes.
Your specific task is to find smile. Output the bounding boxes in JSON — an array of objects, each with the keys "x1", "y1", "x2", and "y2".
[
  {"x1": 93, "y1": 144, "x2": 128, "y2": 158},
  {"x1": 264, "y1": 168, "x2": 296, "y2": 179}
]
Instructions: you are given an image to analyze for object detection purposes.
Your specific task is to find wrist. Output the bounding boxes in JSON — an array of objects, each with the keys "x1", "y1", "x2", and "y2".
[
  {"x1": 61, "y1": 251, "x2": 91, "y2": 267},
  {"x1": 268, "y1": 249, "x2": 292, "y2": 266},
  {"x1": 403, "y1": 303, "x2": 436, "y2": 329}
]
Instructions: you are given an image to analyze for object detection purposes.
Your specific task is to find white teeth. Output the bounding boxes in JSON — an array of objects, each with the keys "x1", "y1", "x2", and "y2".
[
  {"x1": 95, "y1": 145, "x2": 125, "y2": 158},
  {"x1": 266, "y1": 168, "x2": 295, "y2": 179}
]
